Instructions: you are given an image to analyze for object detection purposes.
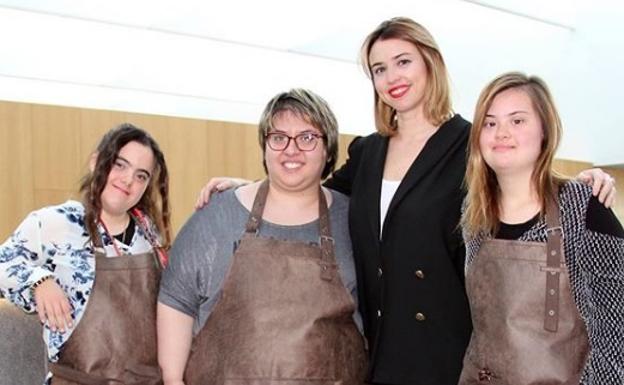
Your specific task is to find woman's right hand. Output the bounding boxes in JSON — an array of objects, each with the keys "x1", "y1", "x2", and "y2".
[
  {"x1": 195, "y1": 177, "x2": 251, "y2": 209},
  {"x1": 34, "y1": 278, "x2": 73, "y2": 332}
]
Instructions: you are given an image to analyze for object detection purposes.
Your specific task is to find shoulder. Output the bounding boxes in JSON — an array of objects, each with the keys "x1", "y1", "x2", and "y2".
[
  {"x1": 558, "y1": 180, "x2": 592, "y2": 226},
  {"x1": 327, "y1": 188, "x2": 349, "y2": 214},
  {"x1": 443, "y1": 114, "x2": 472, "y2": 131},
  {"x1": 559, "y1": 179, "x2": 592, "y2": 201},
  {"x1": 557, "y1": 180, "x2": 624, "y2": 238},
  {"x1": 438, "y1": 114, "x2": 471, "y2": 145},
  {"x1": 180, "y1": 189, "x2": 241, "y2": 235},
  {"x1": 31, "y1": 200, "x2": 85, "y2": 230},
  {"x1": 347, "y1": 132, "x2": 385, "y2": 153}
]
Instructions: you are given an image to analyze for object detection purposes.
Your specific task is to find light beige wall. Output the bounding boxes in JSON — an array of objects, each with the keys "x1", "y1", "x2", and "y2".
[
  {"x1": 0, "y1": 100, "x2": 355, "y2": 240},
  {"x1": 1, "y1": 100, "x2": 621, "y2": 240}
]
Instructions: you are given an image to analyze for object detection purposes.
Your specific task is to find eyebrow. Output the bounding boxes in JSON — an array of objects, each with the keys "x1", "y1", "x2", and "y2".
[
  {"x1": 269, "y1": 129, "x2": 321, "y2": 136},
  {"x1": 485, "y1": 110, "x2": 529, "y2": 118},
  {"x1": 117, "y1": 155, "x2": 152, "y2": 178},
  {"x1": 370, "y1": 52, "x2": 411, "y2": 68}
]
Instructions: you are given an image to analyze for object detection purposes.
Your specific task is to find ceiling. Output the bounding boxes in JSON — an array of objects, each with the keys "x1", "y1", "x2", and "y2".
[{"x1": 1, "y1": 0, "x2": 622, "y2": 166}]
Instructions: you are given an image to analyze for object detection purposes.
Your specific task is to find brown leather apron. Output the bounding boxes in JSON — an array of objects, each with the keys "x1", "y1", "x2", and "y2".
[
  {"x1": 49, "y1": 250, "x2": 162, "y2": 385},
  {"x1": 459, "y1": 195, "x2": 589, "y2": 384},
  {"x1": 184, "y1": 180, "x2": 367, "y2": 385}
]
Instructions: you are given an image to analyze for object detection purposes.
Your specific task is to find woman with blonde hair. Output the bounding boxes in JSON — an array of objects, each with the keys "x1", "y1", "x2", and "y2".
[{"x1": 460, "y1": 72, "x2": 624, "y2": 384}]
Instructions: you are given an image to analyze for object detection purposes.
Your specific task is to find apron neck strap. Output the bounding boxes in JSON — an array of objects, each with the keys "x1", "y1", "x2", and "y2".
[
  {"x1": 244, "y1": 180, "x2": 335, "y2": 265},
  {"x1": 543, "y1": 184, "x2": 564, "y2": 332},
  {"x1": 246, "y1": 179, "x2": 270, "y2": 234},
  {"x1": 544, "y1": 184, "x2": 562, "y2": 233}
]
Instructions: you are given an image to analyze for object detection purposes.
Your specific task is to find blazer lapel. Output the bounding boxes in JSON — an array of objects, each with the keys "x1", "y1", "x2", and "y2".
[
  {"x1": 383, "y1": 116, "x2": 467, "y2": 233},
  {"x1": 364, "y1": 135, "x2": 388, "y2": 241}
]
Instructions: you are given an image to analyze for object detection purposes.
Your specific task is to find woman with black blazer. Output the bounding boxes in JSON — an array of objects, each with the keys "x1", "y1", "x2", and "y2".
[{"x1": 195, "y1": 17, "x2": 616, "y2": 385}]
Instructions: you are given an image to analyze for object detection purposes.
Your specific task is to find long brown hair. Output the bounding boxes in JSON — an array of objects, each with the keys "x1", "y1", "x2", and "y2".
[
  {"x1": 360, "y1": 17, "x2": 453, "y2": 136},
  {"x1": 79, "y1": 123, "x2": 171, "y2": 249},
  {"x1": 463, "y1": 72, "x2": 566, "y2": 236}
]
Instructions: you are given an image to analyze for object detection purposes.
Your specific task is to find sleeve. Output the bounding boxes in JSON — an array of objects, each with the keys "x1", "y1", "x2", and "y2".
[
  {"x1": 157, "y1": 209, "x2": 216, "y2": 319},
  {"x1": 585, "y1": 196, "x2": 624, "y2": 238},
  {"x1": 323, "y1": 136, "x2": 365, "y2": 196},
  {"x1": 0, "y1": 211, "x2": 56, "y2": 312},
  {"x1": 577, "y1": 213, "x2": 624, "y2": 382}
]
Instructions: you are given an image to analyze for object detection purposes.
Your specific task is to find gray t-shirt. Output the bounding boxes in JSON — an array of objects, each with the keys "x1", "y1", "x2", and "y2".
[{"x1": 159, "y1": 187, "x2": 362, "y2": 334}]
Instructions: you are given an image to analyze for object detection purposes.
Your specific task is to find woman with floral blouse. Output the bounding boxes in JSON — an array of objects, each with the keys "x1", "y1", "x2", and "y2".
[{"x1": 0, "y1": 123, "x2": 170, "y2": 385}]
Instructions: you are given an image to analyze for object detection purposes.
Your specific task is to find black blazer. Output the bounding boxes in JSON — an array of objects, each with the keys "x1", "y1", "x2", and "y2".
[{"x1": 325, "y1": 115, "x2": 473, "y2": 385}]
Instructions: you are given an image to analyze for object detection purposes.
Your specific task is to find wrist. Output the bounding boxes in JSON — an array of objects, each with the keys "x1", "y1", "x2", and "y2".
[{"x1": 31, "y1": 275, "x2": 54, "y2": 293}]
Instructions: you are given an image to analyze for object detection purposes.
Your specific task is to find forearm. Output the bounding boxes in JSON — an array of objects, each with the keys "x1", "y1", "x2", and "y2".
[{"x1": 157, "y1": 302, "x2": 194, "y2": 384}]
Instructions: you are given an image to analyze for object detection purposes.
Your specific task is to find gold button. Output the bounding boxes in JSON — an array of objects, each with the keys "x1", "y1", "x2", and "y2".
[
  {"x1": 415, "y1": 270, "x2": 425, "y2": 279},
  {"x1": 415, "y1": 312, "x2": 426, "y2": 321}
]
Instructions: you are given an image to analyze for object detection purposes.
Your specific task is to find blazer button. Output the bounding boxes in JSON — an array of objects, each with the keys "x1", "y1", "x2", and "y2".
[
  {"x1": 377, "y1": 267, "x2": 383, "y2": 278},
  {"x1": 415, "y1": 270, "x2": 425, "y2": 279},
  {"x1": 415, "y1": 312, "x2": 426, "y2": 321},
  {"x1": 377, "y1": 309, "x2": 382, "y2": 318}
]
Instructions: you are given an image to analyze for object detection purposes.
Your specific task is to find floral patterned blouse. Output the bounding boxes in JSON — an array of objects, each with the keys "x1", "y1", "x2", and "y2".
[{"x1": 0, "y1": 200, "x2": 156, "y2": 383}]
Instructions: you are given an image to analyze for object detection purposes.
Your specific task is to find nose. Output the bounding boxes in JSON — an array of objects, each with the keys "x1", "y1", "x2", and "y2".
[
  {"x1": 120, "y1": 169, "x2": 133, "y2": 186},
  {"x1": 495, "y1": 123, "x2": 511, "y2": 139},
  {"x1": 283, "y1": 136, "x2": 301, "y2": 154},
  {"x1": 385, "y1": 65, "x2": 400, "y2": 84}
]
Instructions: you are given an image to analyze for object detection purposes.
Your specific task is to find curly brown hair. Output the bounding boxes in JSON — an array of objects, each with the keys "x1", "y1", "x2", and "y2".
[{"x1": 79, "y1": 123, "x2": 171, "y2": 250}]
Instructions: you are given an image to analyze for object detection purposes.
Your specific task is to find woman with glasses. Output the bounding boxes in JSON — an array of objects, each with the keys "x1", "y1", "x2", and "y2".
[{"x1": 157, "y1": 88, "x2": 367, "y2": 385}]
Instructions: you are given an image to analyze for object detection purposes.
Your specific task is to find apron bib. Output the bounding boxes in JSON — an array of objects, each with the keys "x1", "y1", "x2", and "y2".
[
  {"x1": 50, "y1": 250, "x2": 162, "y2": 385},
  {"x1": 459, "y1": 193, "x2": 589, "y2": 384},
  {"x1": 184, "y1": 180, "x2": 367, "y2": 385}
]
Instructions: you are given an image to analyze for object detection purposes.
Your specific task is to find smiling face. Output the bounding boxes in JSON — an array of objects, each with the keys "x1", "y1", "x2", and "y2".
[
  {"x1": 264, "y1": 110, "x2": 327, "y2": 194},
  {"x1": 99, "y1": 140, "x2": 156, "y2": 218},
  {"x1": 368, "y1": 38, "x2": 429, "y2": 116},
  {"x1": 479, "y1": 87, "x2": 544, "y2": 177}
]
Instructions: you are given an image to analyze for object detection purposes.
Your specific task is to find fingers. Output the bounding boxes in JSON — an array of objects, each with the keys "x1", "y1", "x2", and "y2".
[
  {"x1": 194, "y1": 178, "x2": 224, "y2": 210},
  {"x1": 597, "y1": 176, "x2": 616, "y2": 207},
  {"x1": 194, "y1": 186, "x2": 213, "y2": 210},
  {"x1": 34, "y1": 280, "x2": 73, "y2": 333},
  {"x1": 604, "y1": 186, "x2": 617, "y2": 208},
  {"x1": 576, "y1": 170, "x2": 591, "y2": 184},
  {"x1": 592, "y1": 174, "x2": 603, "y2": 197},
  {"x1": 194, "y1": 178, "x2": 240, "y2": 210}
]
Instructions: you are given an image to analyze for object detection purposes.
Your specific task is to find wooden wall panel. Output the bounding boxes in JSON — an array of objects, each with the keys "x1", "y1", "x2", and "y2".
[
  {"x1": 78, "y1": 109, "x2": 127, "y2": 162},
  {"x1": 0, "y1": 101, "x2": 34, "y2": 238},
  {"x1": 31, "y1": 105, "x2": 81, "y2": 192},
  {"x1": 553, "y1": 158, "x2": 593, "y2": 178},
  {"x1": 1, "y1": 100, "x2": 621, "y2": 240},
  {"x1": 336, "y1": 134, "x2": 355, "y2": 171},
  {"x1": 165, "y1": 117, "x2": 210, "y2": 232}
]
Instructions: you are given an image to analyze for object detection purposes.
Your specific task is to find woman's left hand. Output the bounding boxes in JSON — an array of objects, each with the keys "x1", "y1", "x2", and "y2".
[{"x1": 577, "y1": 168, "x2": 617, "y2": 208}]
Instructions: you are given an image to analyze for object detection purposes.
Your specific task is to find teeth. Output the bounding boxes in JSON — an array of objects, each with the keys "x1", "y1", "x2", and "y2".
[{"x1": 283, "y1": 162, "x2": 302, "y2": 169}]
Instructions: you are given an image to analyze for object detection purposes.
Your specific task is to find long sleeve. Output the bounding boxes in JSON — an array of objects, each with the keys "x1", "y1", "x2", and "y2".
[
  {"x1": 0, "y1": 211, "x2": 55, "y2": 312},
  {"x1": 323, "y1": 136, "x2": 365, "y2": 196},
  {"x1": 577, "y1": 215, "x2": 624, "y2": 384}
]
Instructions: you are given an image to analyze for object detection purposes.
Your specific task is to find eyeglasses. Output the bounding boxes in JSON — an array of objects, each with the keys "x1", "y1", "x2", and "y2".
[{"x1": 265, "y1": 132, "x2": 325, "y2": 152}]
